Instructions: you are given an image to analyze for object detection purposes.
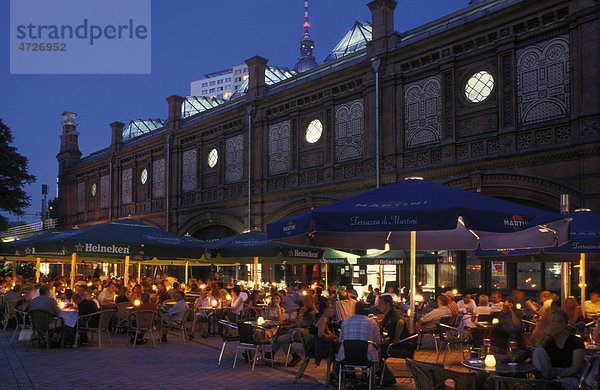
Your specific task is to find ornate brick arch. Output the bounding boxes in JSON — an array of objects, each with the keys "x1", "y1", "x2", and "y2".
[
  {"x1": 442, "y1": 172, "x2": 581, "y2": 211},
  {"x1": 264, "y1": 196, "x2": 341, "y2": 225},
  {"x1": 177, "y1": 211, "x2": 244, "y2": 237}
]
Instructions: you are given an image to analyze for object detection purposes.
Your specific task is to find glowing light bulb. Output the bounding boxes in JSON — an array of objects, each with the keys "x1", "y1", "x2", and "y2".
[
  {"x1": 257, "y1": 316, "x2": 265, "y2": 325},
  {"x1": 199, "y1": 284, "x2": 206, "y2": 290},
  {"x1": 133, "y1": 299, "x2": 141, "y2": 306},
  {"x1": 87, "y1": 282, "x2": 92, "y2": 286},
  {"x1": 484, "y1": 354, "x2": 496, "y2": 367},
  {"x1": 415, "y1": 294, "x2": 424, "y2": 302},
  {"x1": 152, "y1": 285, "x2": 157, "y2": 291},
  {"x1": 407, "y1": 309, "x2": 411, "y2": 317},
  {"x1": 452, "y1": 289, "x2": 458, "y2": 295},
  {"x1": 211, "y1": 299, "x2": 218, "y2": 307},
  {"x1": 226, "y1": 294, "x2": 231, "y2": 300},
  {"x1": 58, "y1": 301, "x2": 66, "y2": 309},
  {"x1": 302, "y1": 290, "x2": 307, "y2": 296},
  {"x1": 516, "y1": 303, "x2": 522, "y2": 310},
  {"x1": 492, "y1": 318, "x2": 499, "y2": 325}
]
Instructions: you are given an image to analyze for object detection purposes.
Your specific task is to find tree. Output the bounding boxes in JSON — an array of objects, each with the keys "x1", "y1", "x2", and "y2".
[{"x1": 0, "y1": 119, "x2": 36, "y2": 231}]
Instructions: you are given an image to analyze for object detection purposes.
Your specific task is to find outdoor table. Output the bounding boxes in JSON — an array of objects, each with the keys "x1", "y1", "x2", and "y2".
[
  {"x1": 60, "y1": 309, "x2": 78, "y2": 328},
  {"x1": 462, "y1": 359, "x2": 536, "y2": 376}
]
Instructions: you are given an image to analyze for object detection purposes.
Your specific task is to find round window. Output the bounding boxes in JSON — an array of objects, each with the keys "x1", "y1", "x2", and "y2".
[
  {"x1": 140, "y1": 168, "x2": 148, "y2": 184},
  {"x1": 464, "y1": 71, "x2": 494, "y2": 103},
  {"x1": 207, "y1": 148, "x2": 218, "y2": 168},
  {"x1": 91, "y1": 183, "x2": 97, "y2": 197},
  {"x1": 305, "y1": 119, "x2": 323, "y2": 144}
]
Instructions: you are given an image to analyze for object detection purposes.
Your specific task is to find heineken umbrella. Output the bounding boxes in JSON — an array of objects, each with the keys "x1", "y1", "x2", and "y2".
[
  {"x1": 9, "y1": 219, "x2": 207, "y2": 288},
  {"x1": 358, "y1": 250, "x2": 442, "y2": 265},
  {"x1": 204, "y1": 230, "x2": 324, "y2": 286},
  {"x1": 321, "y1": 248, "x2": 360, "y2": 287},
  {"x1": 475, "y1": 209, "x2": 599, "y2": 311},
  {"x1": 268, "y1": 177, "x2": 570, "y2": 330}
]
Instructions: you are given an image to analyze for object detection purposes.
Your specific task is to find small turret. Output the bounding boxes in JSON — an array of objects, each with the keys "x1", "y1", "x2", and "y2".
[
  {"x1": 57, "y1": 111, "x2": 82, "y2": 174},
  {"x1": 293, "y1": 0, "x2": 318, "y2": 73}
]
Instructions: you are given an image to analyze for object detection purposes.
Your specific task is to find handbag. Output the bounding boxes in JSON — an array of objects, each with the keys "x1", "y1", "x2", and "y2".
[{"x1": 18, "y1": 328, "x2": 33, "y2": 342}]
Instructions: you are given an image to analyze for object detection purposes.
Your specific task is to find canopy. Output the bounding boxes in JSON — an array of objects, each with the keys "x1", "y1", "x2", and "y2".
[
  {"x1": 204, "y1": 230, "x2": 324, "y2": 264},
  {"x1": 267, "y1": 177, "x2": 570, "y2": 331},
  {"x1": 9, "y1": 218, "x2": 207, "y2": 260},
  {"x1": 321, "y1": 248, "x2": 359, "y2": 265}
]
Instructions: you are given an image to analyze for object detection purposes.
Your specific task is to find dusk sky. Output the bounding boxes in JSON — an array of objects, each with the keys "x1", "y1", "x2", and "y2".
[{"x1": 1, "y1": 0, "x2": 470, "y2": 224}]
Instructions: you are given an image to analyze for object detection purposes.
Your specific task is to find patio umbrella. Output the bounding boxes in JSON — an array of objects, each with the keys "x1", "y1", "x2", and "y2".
[
  {"x1": 267, "y1": 177, "x2": 570, "y2": 330},
  {"x1": 475, "y1": 209, "x2": 599, "y2": 311},
  {"x1": 203, "y1": 230, "x2": 324, "y2": 286},
  {"x1": 321, "y1": 248, "x2": 359, "y2": 287},
  {"x1": 7, "y1": 218, "x2": 207, "y2": 288}
]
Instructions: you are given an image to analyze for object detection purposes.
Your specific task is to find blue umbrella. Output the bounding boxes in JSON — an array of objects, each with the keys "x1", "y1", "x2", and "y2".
[
  {"x1": 475, "y1": 209, "x2": 599, "y2": 311},
  {"x1": 267, "y1": 177, "x2": 570, "y2": 329}
]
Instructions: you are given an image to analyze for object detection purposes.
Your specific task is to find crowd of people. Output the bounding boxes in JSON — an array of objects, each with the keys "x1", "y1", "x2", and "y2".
[{"x1": 0, "y1": 271, "x2": 599, "y2": 388}]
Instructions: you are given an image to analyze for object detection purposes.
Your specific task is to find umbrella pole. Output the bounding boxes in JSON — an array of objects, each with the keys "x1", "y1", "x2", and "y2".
[
  {"x1": 137, "y1": 262, "x2": 141, "y2": 280},
  {"x1": 124, "y1": 255, "x2": 130, "y2": 286},
  {"x1": 70, "y1": 253, "x2": 77, "y2": 289},
  {"x1": 12, "y1": 261, "x2": 17, "y2": 277},
  {"x1": 185, "y1": 261, "x2": 189, "y2": 284},
  {"x1": 36, "y1": 258, "x2": 41, "y2": 283},
  {"x1": 325, "y1": 264, "x2": 328, "y2": 288},
  {"x1": 253, "y1": 256, "x2": 259, "y2": 289},
  {"x1": 561, "y1": 262, "x2": 570, "y2": 303},
  {"x1": 409, "y1": 231, "x2": 416, "y2": 333},
  {"x1": 580, "y1": 253, "x2": 586, "y2": 314}
]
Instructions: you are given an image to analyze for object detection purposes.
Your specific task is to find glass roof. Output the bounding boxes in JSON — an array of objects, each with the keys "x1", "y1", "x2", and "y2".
[
  {"x1": 231, "y1": 66, "x2": 297, "y2": 99},
  {"x1": 324, "y1": 21, "x2": 372, "y2": 63},
  {"x1": 122, "y1": 119, "x2": 166, "y2": 140},
  {"x1": 182, "y1": 96, "x2": 225, "y2": 118}
]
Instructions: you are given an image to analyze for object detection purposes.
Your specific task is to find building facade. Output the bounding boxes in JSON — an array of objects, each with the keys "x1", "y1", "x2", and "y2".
[{"x1": 56, "y1": 0, "x2": 600, "y2": 294}]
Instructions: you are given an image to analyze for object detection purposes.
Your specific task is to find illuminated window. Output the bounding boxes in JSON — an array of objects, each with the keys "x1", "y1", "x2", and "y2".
[
  {"x1": 242, "y1": 74, "x2": 249, "y2": 81},
  {"x1": 91, "y1": 183, "x2": 97, "y2": 197},
  {"x1": 207, "y1": 148, "x2": 218, "y2": 168},
  {"x1": 140, "y1": 168, "x2": 148, "y2": 184},
  {"x1": 464, "y1": 71, "x2": 494, "y2": 103},
  {"x1": 305, "y1": 119, "x2": 323, "y2": 143}
]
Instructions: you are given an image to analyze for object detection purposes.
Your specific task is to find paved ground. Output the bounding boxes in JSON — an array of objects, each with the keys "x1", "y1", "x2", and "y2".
[{"x1": 0, "y1": 327, "x2": 467, "y2": 390}]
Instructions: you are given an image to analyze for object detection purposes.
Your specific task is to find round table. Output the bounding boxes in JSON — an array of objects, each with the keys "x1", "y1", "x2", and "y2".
[{"x1": 462, "y1": 359, "x2": 536, "y2": 376}]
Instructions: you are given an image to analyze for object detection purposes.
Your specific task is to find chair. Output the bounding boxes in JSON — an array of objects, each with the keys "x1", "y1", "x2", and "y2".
[
  {"x1": 3, "y1": 299, "x2": 19, "y2": 330},
  {"x1": 233, "y1": 321, "x2": 272, "y2": 372},
  {"x1": 437, "y1": 323, "x2": 470, "y2": 363},
  {"x1": 469, "y1": 325, "x2": 493, "y2": 358},
  {"x1": 337, "y1": 340, "x2": 377, "y2": 390},
  {"x1": 127, "y1": 310, "x2": 157, "y2": 348},
  {"x1": 160, "y1": 309, "x2": 192, "y2": 344},
  {"x1": 444, "y1": 369, "x2": 478, "y2": 390},
  {"x1": 494, "y1": 376, "x2": 561, "y2": 390},
  {"x1": 26, "y1": 310, "x2": 65, "y2": 351},
  {"x1": 417, "y1": 316, "x2": 452, "y2": 352},
  {"x1": 379, "y1": 333, "x2": 419, "y2": 388},
  {"x1": 216, "y1": 320, "x2": 239, "y2": 365},
  {"x1": 405, "y1": 358, "x2": 446, "y2": 390},
  {"x1": 76, "y1": 310, "x2": 114, "y2": 349},
  {"x1": 114, "y1": 302, "x2": 131, "y2": 333},
  {"x1": 11, "y1": 308, "x2": 30, "y2": 344}
]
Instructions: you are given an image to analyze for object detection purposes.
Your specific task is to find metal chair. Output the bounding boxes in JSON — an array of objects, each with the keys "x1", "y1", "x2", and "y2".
[
  {"x1": 437, "y1": 323, "x2": 470, "y2": 363},
  {"x1": 379, "y1": 333, "x2": 419, "y2": 388},
  {"x1": 444, "y1": 368, "x2": 479, "y2": 390},
  {"x1": 405, "y1": 358, "x2": 446, "y2": 390},
  {"x1": 337, "y1": 340, "x2": 377, "y2": 390},
  {"x1": 127, "y1": 310, "x2": 157, "y2": 348},
  {"x1": 3, "y1": 299, "x2": 19, "y2": 330},
  {"x1": 114, "y1": 302, "x2": 131, "y2": 334},
  {"x1": 494, "y1": 376, "x2": 561, "y2": 390},
  {"x1": 233, "y1": 321, "x2": 272, "y2": 372},
  {"x1": 216, "y1": 320, "x2": 239, "y2": 365},
  {"x1": 26, "y1": 310, "x2": 65, "y2": 351},
  {"x1": 11, "y1": 308, "x2": 30, "y2": 344},
  {"x1": 416, "y1": 316, "x2": 452, "y2": 352},
  {"x1": 76, "y1": 310, "x2": 114, "y2": 349},
  {"x1": 160, "y1": 309, "x2": 192, "y2": 344}
]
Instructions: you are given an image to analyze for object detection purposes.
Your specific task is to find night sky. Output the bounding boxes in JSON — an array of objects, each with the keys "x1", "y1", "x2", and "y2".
[{"x1": 1, "y1": 0, "x2": 470, "y2": 224}]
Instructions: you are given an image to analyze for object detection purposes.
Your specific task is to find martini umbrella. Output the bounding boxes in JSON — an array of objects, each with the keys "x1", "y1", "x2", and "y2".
[
  {"x1": 267, "y1": 177, "x2": 570, "y2": 330},
  {"x1": 475, "y1": 209, "x2": 599, "y2": 310}
]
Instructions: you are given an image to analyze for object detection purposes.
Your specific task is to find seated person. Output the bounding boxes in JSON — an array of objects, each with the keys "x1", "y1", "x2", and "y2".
[
  {"x1": 532, "y1": 310, "x2": 585, "y2": 390},
  {"x1": 378, "y1": 294, "x2": 412, "y2": 386},
  {"x1": 490, "y1": 297, "x2": 528, "y2": 362},
  {"x1": 264, "y1": 293, "x2": 285, "y2": 322},
  {"x1": 225, "y1": 285, "x2": 244, "y2": 322},
  {"x1": 489, "y1": 291, "x2": 504, "y2": 312},
  {"x1": 310, "y1": 300, "x2": 337, "y2": 365},
  {"x1": 333, "y1": 290, "x2": 356, "y2": 322},
  {"x1": 415, "y1": 295, "x2": 451, "y2": 332},
  {"x1": 457, "y1": 293, "x2": 476, "y2": 314},
  {"x1": 115, "y1": 286, "x2": 130, "y2": 304},
  {"x1": 158, "y1": 290, "x2": 189, "y2": 342},
  {"x1": 77, "y1": 289, "x2": 99, "y2": 344},
  {"x1": 270, "y1": 293, "x2": 317, "y2": 366},
  {"x1": 563, "y1": 297, "x2": 585, "y2": 332},
  {"x1": 129, "y1": 292, "x2": 157, "y2": 344},
  {"x1": 97, "y1": 283, "x2": 118, "y2": 306},
  {"x1": 461, "y1": 294, "x2": 492, "y2": 329},
  {"x1": 584, "y1": 292, "x2": 600, "y2": 319},
  {"x1": 28, "y1": 285, "x2": 64, "y2": 330},
  {"x1": 337, "y1": 301, "x2": 380, "y2": 364}
]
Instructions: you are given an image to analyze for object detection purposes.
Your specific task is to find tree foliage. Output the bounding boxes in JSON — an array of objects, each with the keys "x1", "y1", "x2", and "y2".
[{"x1": 0, "y1": 119, "x2": 36, "y2": 231}]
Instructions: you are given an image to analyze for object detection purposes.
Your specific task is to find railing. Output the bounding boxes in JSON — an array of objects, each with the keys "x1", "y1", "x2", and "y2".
[{"x1": 0, "y1": 219, "x2": 58, "y2": 240}]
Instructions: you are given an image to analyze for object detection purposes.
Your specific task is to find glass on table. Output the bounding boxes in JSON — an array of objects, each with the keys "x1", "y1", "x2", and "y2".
[
  {"x1": 482, "y1": 338, "x2": 491, "y2": 359},
  {"x1": 507, "y1": 340, "x2": 518, "y2": 363}
]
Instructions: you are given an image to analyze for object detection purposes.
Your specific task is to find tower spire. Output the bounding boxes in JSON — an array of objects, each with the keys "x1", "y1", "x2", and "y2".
[{"x1": 293, "y1": 0, "x2": 318, "y2": 73}]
